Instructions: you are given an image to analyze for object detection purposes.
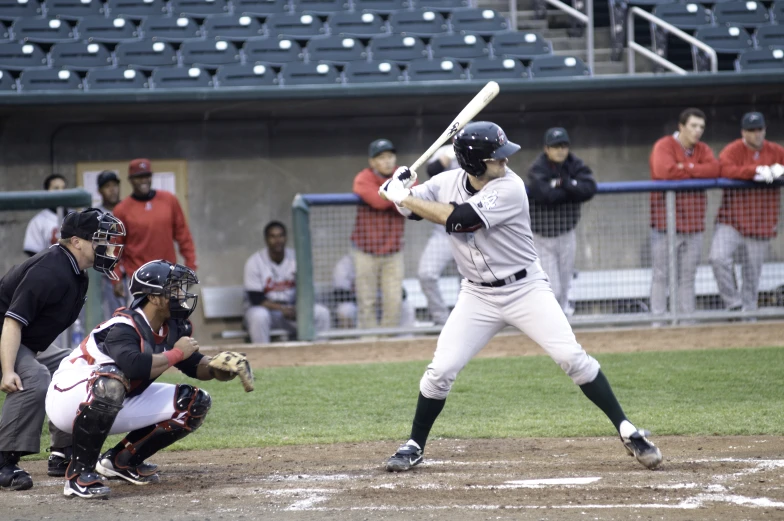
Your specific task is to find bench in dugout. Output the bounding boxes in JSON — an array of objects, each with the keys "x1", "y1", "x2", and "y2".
[{"x1": 201, "y1": 285, "x2": 290, "y2": 342}]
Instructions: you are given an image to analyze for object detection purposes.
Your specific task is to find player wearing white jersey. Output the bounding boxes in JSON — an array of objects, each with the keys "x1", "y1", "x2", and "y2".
[
  {"x1": 378, "y1": 122, "x2": 662, "y2": 472},
  {"x1": 23, "y1": 174, "x2": 68, "y2": 256}
]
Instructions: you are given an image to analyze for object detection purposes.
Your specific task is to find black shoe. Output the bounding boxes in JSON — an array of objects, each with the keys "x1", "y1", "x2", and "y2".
[
  {"x1": 0, "y1": 453, "x2": 33, "y2": 491},
  {"x1": 622, "y1": 430, "x2": 663, "y2": 470},
  {"x1": 48, "y1": 447, "x2": 72, "y2": 477},
  {"x1": 96, "y1": 449, "x2": 159, "y2": 486},
  {"x1": 386, "y1": 441, "x2": 423, "y2": 472},
  {"x1": 63, "y1": 471, "x2": 110, "y2": 499}
]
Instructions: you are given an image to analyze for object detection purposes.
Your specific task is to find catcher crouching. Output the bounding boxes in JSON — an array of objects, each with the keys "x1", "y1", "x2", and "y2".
[{"x1": 45, "y1": 260, "x2": 253, "y2": 499}]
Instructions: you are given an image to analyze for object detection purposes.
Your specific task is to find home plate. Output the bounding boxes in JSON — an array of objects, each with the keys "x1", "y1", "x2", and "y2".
[{"x1": 505, "y1": 477, "x2": 602, "y2": 487}]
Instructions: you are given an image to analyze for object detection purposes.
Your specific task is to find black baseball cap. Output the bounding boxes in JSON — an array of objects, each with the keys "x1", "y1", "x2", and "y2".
[
  {"x1": 741, "y1": 112, "x2": 765, "y2": 130},
  {"x1": 368, "y1": 139, "x2": 396, "y2": 158},
  {"x1": 61, "y1": 208, "x2": 105, "y2": 240},
  {"x1": 97, "y1": 170, "x2": 120, "y2": 188},
  {"x1": 544, "y1": 127, "x2": 570, "y2": 146}
]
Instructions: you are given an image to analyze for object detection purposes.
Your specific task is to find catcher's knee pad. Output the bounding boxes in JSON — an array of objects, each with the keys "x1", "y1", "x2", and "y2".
[{"x1": 175, "y1": 384, "x2": 211, "y2": 431}]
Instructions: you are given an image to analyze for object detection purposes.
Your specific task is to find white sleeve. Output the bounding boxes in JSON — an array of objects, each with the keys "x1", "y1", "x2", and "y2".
[
  {"x1": 466, "y1": 177, "x2": 526, "y2": 229},
  {"x1": 332, "y1": 255, "x2": 354, "y2": 290},
  {"x1": 243, "y1": 253, "x2": 268, "y2": 293},
  {"x1": 23, "y1": 214, "x2": 45, "y2": 254},
  {"x1": 409, "y1": 175, "x2": 442, "y2": 203}
]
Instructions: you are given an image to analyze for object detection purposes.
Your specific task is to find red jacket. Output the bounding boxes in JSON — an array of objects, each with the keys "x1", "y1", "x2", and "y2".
[
  {"x1": 112, "y1": 190, "x2": 197, "y2": 282},
  {"x1": 649, "y1": 135, "x2": 720, "y2": 233},
  {"x1": 717, "y1": 139, "x2": 784, "y2": 239},
  {"x1": 351, "y1": 168, "x2": 408, "y2": 255}
]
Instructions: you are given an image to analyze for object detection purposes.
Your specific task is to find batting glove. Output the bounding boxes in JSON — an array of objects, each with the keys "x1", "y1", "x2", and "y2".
[
  {"x1": 771, "y1": 163, "x2": 784, "y2": 179},
  {"x1": 393, "y1": 166, "x2": 417, "y2": 189},
  {"x1": 754, "y1": 165, "x2": 774, "y2": 184},
  {"x1": 379, "y1": 177, "x2": 411, "y2": 204}
]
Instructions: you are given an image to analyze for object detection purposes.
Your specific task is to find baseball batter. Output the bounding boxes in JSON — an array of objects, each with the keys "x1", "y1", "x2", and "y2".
[{"x1": 379, "y1": 121, "x2": 662, "y2": 472}]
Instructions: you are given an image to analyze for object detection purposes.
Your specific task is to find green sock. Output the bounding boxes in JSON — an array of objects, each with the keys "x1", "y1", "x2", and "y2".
[{"x1": 579, "y1": 370, "x2": 627, "y2": 431}]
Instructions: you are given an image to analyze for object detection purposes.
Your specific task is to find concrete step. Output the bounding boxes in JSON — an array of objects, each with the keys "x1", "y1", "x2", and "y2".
[{"x1": 547, "y1": 31, "x2": 612, "y2": 50}]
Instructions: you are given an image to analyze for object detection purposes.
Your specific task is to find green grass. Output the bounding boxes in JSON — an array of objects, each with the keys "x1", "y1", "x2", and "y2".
[{"x1": 8, "y1": 346, "x2": 784, "y2": 459}]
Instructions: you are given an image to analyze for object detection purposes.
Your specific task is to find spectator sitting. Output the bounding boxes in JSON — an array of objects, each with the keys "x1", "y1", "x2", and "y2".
[{"x1": 23, "y1": 174, "x2": 67, "y2": 257}]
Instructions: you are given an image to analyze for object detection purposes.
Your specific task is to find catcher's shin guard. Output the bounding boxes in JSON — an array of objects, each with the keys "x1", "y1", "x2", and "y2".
[{"x1": 112, "y1": 385, "x2": 211, "y2": 469}]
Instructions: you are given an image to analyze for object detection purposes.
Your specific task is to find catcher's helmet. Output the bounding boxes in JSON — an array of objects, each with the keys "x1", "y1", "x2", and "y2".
[
  {"x1": 61, "y1": 208, "x2": 126, "y2": 280},
  {"x1": 453, "y1": 121, "x2": 521, "y2": 177},
  {"x1": 130, "y1": 260, "x2": 199, "y2": 319}
]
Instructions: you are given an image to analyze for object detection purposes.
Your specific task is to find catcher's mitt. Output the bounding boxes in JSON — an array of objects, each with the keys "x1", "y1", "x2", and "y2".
[{"x1": 208, "y1": 351, "x2": 254, "y2": 392}]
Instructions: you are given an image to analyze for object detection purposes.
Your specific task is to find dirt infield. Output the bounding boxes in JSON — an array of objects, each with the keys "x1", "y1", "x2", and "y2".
[{"x1": 3, "y1": 322, "x2": 784, "y2": 520}]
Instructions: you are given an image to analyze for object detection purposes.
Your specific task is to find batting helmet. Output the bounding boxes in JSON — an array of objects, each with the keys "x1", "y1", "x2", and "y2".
[
  {"x1": 129, "y1": 260, "x2": 199, "y2": 319},
  {"x1": 453, "y1": 121, "x2": 521, "y2": 177}
]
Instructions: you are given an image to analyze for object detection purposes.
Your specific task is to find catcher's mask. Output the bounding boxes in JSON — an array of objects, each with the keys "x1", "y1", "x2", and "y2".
[
  {"x1": 453, "y1": 121, "x2": 521, "y2": 177},
  {"x1": 130, "y1": 260, "x2": 199, "y2": 320},
  {"x1": 60, "y1": 208, "x2": 126, "y2": 280}
]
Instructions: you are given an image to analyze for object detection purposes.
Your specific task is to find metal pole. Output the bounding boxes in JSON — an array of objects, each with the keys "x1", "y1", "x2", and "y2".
[
  {"x1": 627, "y1": 8, "x2": 635, "y2": 74},
  {"x1": 586, "y1": 0, "x2": 594, "y2": 73},
  {"x1": 509, "y1": 0, "x2": 517, "y2": 31},
  {"x1": 665, "y1": 190, "x2": 677, "y2": 324},
  {"x1": 292, "y1": 194, "x2": 315, "y2": 342},
  {"x1": 0, "y1": 188, "x2": 92, "y2": 211}
]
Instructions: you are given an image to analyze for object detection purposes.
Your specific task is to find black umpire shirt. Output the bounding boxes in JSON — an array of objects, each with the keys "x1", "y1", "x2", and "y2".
[{"x1": 0, "y1": 244, "x2": 89, "y2": 353}]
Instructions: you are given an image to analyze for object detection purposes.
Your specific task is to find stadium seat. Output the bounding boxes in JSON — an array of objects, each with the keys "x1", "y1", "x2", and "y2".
[
  {"x1": 180, "y1": 39, "x2": 240, "y2": 66},
  {"x1": 140, "y1": 16, "x2": 201, "y2": 42},
  {"x1": 243, "y1": 36, "x2": 304, "y2": 63},
  {"x1": 468, "y1": 56, "x2": 527, "y2": 79},
  {"x1": 736, "y1": 47, "x2": 784, "y2": 70},
  {"x1": 77, "y1": 16, "x2": 140, "y2": 44},
  {"x1": 490, "y1": 31, "x2": 551, "y2": 60},
  {"x1": 291, "y1": 0, "x2": 350, "y2": 14},
  {"x1": 352, "y1": 0, "x2": 411, "y2": 14},
  {"x1": 772, "y1": 2, "x2": 784, "y2": 23},
  {"x1": 529, "y1": 55, "x2": 590, "y2": 78},
  {"x1": 265, "y1": 13, "x2": 327, "y2": 39},
  {"x1": 0, "y1": 68, "x2": 14, "y2": 89},
  {"x1": 626, "y1": 0, "x2": 676, "y2": 5},
  {"x1": 85, "y1": 67, "x2": 148, "y2": 89},
  {"x1": 234, "y1": 0, "x2": 292, "y2": 17},
  {"x1": 105, "y1": 0, "x2": 168, "y2": 19},
  {"x1": 47, "y1": 0, "x2": 105, "y2": 20},
  {"x1": 279, "y1": 61, "x2": 341, "y2": 85},
  {"x1": 50, "y1": 41, "x2": 113, "y2": 70},
  {"x1": 448, "y1": 9, "x2": 510, "y2": 36},
  {"x1": 652, "y1": 3, "x2": 712, "y2": 29},
  {"x1": 755, "y1": 25, "x2": 784, "y2": 50},
  {"x1": 215, "y1": 62, "x2": 278, "y2": 86},
  {"x1": 306, "y1": 35, "x2": 366, "y2": 63},
  {"x1": 343, "y1": 59, "x2": 404, "y2": 82},
  {"x1": 388, "y1": 9, "x2": 449, "y2": 37},
  {"x1": 0, "y1": 0, "x2": 42, "y2": 21},
  {"x1": 327, "y1": 12, "x2": 388, "y2": 38},
  {"x1": 11, "y1": 17, "x2": 76, "y2": 43},
  {"x1": 0, "y1": 20, "x2": 8, "y2": 42},
  {"x1": 713, "y1": 1, "x2": 771, "y2": 29},
  {"x1": 0, "y1": 42, "x2": 47, "y2": 70},
  {"x1": 405, "y1": 57, "x2": 467, "y2": 81},
  {"x1": 169, "y1": 0, "x2": 230, "y2": 17},
  {"x1": 430, "y1": 33, "x2": 490, "y2": 59},
  {"x1": 202, "y1": 14, "x2": 266, "y2": 41},
  {"x1": 417, "y1": 0, "x2": 471, "y2": 13},
  {"x1": 368, "y1": 34, "x2": 428, "y2": 62},
  {"x1": 651, "y1": 3, "x2": 712, "y2": 71},
  {"x1": 151, "y1": 66, "x2": 213, "y2": 88},
  {"x1": 115, "y1": 40, "x2": 178, "y2": 69},
  {"x1": 694, "y1": 24, "x2": 753, "y2": 71},
  {"x1": 19, "y1": 68, "x2": 81, "y2": 90}
]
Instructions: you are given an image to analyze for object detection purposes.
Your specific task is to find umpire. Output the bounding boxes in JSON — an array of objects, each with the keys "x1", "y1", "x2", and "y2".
[{"x1": 0, "y1": 208, "x2": 125, "y2": 491}]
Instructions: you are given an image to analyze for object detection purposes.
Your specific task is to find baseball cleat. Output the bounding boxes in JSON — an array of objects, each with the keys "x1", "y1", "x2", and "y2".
[
  {"x1": 386, "y1": 441, "x2": 423, "y2": 472},
  {"x1": 48, "y1": 448, "x2": 72, "y2": 477},
  {"x1": 97, "y1": 450, "x2": 160, "y2": 486},
  {"x1": 621, "y1": 430, "x2": 663, "y2": 470},
  {"x1": 0, "y1": 464, "x2": 33, "y2": 491},
  {"x1": 63, "y1": 472, "x2": 110, "y2": 499}
]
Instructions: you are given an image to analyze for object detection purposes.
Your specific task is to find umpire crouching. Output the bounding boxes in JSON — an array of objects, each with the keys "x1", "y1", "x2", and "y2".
[{"x1": 0, "y1": 208, "x2": 125, "y2": 490}]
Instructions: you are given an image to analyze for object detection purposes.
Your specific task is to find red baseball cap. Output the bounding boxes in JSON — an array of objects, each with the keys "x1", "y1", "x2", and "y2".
[{"x1": 128, "y1": 158, "x2": 152, "y2": 177}]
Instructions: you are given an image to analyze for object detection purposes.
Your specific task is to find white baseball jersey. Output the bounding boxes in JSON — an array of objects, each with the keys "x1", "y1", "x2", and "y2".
[
  {"x1": 23, "y1": 209, "x2": 61, "y2": 254},
  {"x1": 244, "y1": 248, "x2": 297, "y2": 304},
  {"x1": 410, "y1": 168, "x2": 538, "y2": 283},
  {"x1": 332, "y1": 253, "x2": 354, "y2": 291}
]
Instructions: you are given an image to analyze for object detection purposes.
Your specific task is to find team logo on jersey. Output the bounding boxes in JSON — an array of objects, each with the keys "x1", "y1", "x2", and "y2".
[
  {"x1": 497, "y1": 129, "x2": 507, "y2": 146},
  {"x1": 479, "y1": 190, "x2": 498, "y2": 210}
]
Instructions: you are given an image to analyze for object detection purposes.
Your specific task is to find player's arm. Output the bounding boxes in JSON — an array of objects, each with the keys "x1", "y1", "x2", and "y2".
[
  {"x1": 398, "y1": 197, "x2": 455, "y2": 225},
  {"x1": 562, "y1": 159, "x2": 597, "y2": 202},
  {"x1": 526, "y1": 162, "x2": 570, "y2": 205},
  {"x1": 0, "y1": 317, "x2": 24, "y2": 393},
  {"x1": 718, "y1": 144, "x2": 757, "y2": 180}
]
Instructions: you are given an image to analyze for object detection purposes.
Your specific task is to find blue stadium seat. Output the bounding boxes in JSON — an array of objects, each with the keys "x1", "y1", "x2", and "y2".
[
  {"x1": 430, "y1": 33, "x2": 490, "y2": 59},
  {"x1": 306, "y1": 35, "x2": 366, "y2": 63},
  {"x1": 736, "y1": 47, "x2": 784, "y2": 70},
  {"x1": 180, "y1": 39, "x2": 240, "y2": 66},
  {"x1": 0, "y1": 20, "x2": 8, "y2": 42},
  {"x1": 19, "y1": 68, "x2": 82, "y2": 90},
  {"x1": 105, "y1": 0, "x2": 168, "y2": 19},
  {"x1": 234, "y1": 0, "x2": 292, "y2": 17},
  {"x1": 291, "y1": 0, "x2": 350, "y2": 14},
  {"x1": 652, "y1": 2, "x2": 713, "y2": 29},
  {"x1": 0, "y1": 69, "x2": 16, "y2": 89},
  {"x1": 405, "y1": 57, "x2": 466, "y2": 80},
  {"x1": 368, "y1": 34, "x2": 428, "y2": 62},
  {"x1": 694, "y1": 24, "x2": 753, "y2": 71},
  {"x1": 755, "y1": 25, "x2": 784, "y2": 49},
  {"x1": 280, "y1": 61, "x2": 341, "y2": 84},
  {"x1": 202, "y1": 14, "x2": 266, "y2": 41},
  {"x1": 651, "y1": 3, "x2": 712, "y2": 71},
  {"x1": 115, "y1": 40, "x2": 178, "y2": 69},
  {"x1": 140, "y1": 16, "x2": 201, "y2": 42},
  {"x1": 0, "y1": 42, "x2": 47, "y2": 69},
  {"x1": 85, "y1": 67, "x2": 148, "y2": 89},
  {"x1": 448, "y1": 8, "x2": 510, "y2": 36},
  {"x1": 388, "y1": 9, "x2": 449, "y2": 37},
  {"x1": 468, "y1": 56, "x2": 527, "y2": 79},
  {"x1": 11, "y1": 17, "x2": 76, "y2": 43},
  {"x1": 772, "y1": 2, "x2": 784, "y2": 23},
  {"x1": 215, "y1": 62, "x2": 278, "y2": 86},
  {"x1": 626, "y1": 0, "x2": 676, "y2": 5},
  {"x1": 169, "y1": 0, "x2": 230, "y2": 17},
  {"x1": 713, "y1": 1, "x2": 771, "y2": 29},
  {"x1": 327, "y1": 12, "x2": 388, "y2": 38},
  {"x1": 529, "y1": 55, "x2": 590, "y2": 78},
  {"x1": 243, "y1": 36, "x2": 304, "y2": 63},
  {"x1": 0, "y1": 0, "x2": 42, "y2": 21},
  {"x1": 352, "y1": 0, "x2": 411, "y2": 14},
  {"x1": 151, "y1": 66, "x2": 213, "y2": 88},
  {"x1": 417, "y1": 0, "x2": 471, "y2": 13},
  {"x1": 265, "y1": 13, "x2": 327, "y2": 38},
  {"x1": 47, "y1": 0, "x2": 106, "y2": 20},
  {"x1": 50, "y1": 41, "x2": 113, "y2": 69},
  {"x1": 343, "y1": 59, "x2": 403, "y2": 82},
  {"x1": 491, "y1": 31, "x2": 551, "y2": 60},
  {"x1": 77, "y1": 16, "x2": 140, "y2": 43}
]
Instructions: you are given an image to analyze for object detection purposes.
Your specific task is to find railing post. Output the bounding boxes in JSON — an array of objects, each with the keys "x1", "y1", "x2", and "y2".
[
  {"x1": 665, "y1": 190, "x2": 678, "y2": 324},
  {"x1": 627, "y1": 8, "x2": 635, "y2": 74},
  {"x1": 586, "y1": 0, "x2": 594, "y2": 73},
  {"x1": 509, "y1": 0, "x2": 517, "y2": 31},
  {"x1": 292, "y1": 194, "x2": 315, "y2": 341}
]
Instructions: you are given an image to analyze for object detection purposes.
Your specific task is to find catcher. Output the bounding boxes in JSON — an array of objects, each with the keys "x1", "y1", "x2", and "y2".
[{"x1": 45, "y1": 260, "x2": 253, "y2": 499}]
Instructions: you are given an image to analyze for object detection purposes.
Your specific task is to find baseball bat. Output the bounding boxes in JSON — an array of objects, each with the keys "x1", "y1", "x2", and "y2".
[{"x1": 409, "y1": 81, "x2": 500, "y2": 173}]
